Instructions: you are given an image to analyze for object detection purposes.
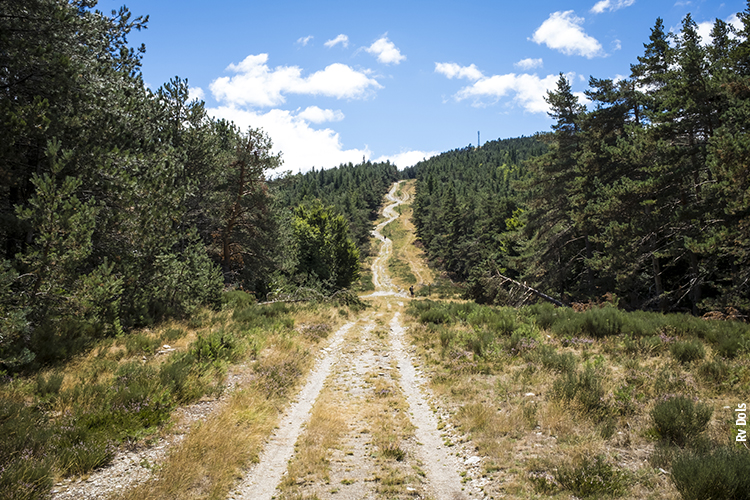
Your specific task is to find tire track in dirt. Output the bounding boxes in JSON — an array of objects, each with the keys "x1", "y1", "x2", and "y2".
[
  {"x1": 365, "y1": 182, "x2": 408, "y2": 298},
  {"x1": 230, "y1": 181, "x2": 467, "y2": 500},
  {"x1": 390, "y1": 312, "x2": 467, "y2": 500},
  {"x1": 229, "y1": 320, "x2": 357, "y2": 500}
]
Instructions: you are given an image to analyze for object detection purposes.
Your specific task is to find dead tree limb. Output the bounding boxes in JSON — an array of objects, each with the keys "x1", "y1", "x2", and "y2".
[{"x1": 491, "y1": 273, "x2": 569, "y2": 308}]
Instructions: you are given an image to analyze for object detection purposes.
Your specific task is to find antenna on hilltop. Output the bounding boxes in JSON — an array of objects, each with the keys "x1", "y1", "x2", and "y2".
[{"x1": 477, "y1": 131, "x2": 480, "y2": 148}]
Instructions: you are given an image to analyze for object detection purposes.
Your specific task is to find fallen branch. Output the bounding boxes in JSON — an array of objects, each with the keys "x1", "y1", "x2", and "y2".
[{"x1": 489, "y1": 273, "x2": 569, "y2": 308}]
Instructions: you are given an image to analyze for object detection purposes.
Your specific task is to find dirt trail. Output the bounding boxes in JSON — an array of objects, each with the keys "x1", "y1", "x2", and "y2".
[
  {"x1": 231, "y1": 181, "x2": 469, "y2": 500},
  {"x1": 365, "y1": 182, "x2": 408, "y2": 298}
]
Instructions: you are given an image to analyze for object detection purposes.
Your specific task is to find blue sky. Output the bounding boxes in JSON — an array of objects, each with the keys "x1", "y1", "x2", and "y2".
[{"x1": 102, "y1": 0, "x2": 745, "y2": 174}]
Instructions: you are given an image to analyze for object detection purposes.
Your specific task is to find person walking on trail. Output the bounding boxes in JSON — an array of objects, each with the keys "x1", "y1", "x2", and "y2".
[{"x1": 409, "y1": 285, "x2": 414, "y2": 297}]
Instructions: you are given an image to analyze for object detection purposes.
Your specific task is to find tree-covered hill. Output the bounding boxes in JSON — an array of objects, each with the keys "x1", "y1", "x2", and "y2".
[
  {"x1": 413, "y1": 5, "x2": 750, "y2": 315},
  {"x1": 272, "y1": 161, "x2": 400, "y2": 255},
  {"x1": 411, "y1": 136, "x2": 546, "y2": 298}
]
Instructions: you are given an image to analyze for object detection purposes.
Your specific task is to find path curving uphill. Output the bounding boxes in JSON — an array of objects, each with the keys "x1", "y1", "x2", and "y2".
[{"x1": 230, "y1": 181, "x2": 468, "y2": 500}]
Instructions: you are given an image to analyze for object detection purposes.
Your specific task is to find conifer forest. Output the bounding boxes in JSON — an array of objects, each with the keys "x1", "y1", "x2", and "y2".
[{"x1": 2, "y1": 2, "x2": 750, "y2": 499}]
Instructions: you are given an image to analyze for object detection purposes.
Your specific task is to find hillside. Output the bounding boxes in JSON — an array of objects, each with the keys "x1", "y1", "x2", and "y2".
[{"x1": 4, "y1": 180, "x2": 747, "y2": 500}]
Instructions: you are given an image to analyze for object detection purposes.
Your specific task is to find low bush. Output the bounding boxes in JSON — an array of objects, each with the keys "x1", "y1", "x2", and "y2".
[
  {"x1": 536, "y1": 344, "x2": 576, "y2": 374},
  {"x1": 419, "y1": 308, "x2": 451, "y2": 325},
  {"x1": 650, "y1": 395, "x2": 712, "y2": 447},
  {"x1": 525, "y1": 302, "x2": 574, "y2": 330},
  {"x1": 189, "y1": 328, "x2": 245, "y2": 363},
  {"x1": 554, "y1": 454, "x2": 628, "y2": 498},
  {"x1": 551, "y1": 364, "x2": 607, "y2": 417},
  {"x1": 698, "y1": 359, "x2": 729, "y2": 386},
  {"x1": 466, "y1": 328, "x2": 495, "y2": 357},
  {"x1": 670, "y1": 445, "x2": 750, "y2": 500},
  {"x1": 222, "y1": 289, "x2": 256, "y2": 309},
  {"x1": 670, "y1": 340, "x2": 706, "y2": 364}
]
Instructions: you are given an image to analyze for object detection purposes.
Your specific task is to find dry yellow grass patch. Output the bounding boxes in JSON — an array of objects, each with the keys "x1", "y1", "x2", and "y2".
[
  {"x1": 115, "y1": 385, "x2": 278, "y2": 500},
  {"x1": 277, "y1": 392, "x2": 349, "y2": 498}
]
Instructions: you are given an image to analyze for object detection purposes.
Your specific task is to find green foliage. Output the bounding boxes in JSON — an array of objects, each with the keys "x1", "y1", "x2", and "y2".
[
  {"x1": 650, "y1": 396, "x2": 713, "y2": 447},
  {"x1": 411, "y1": 137, "x2": 545, "y2": 287},
  {"x1": 670, "y1": 340, "x2": 706, "y2": 364},
  {"x1": 273, "y1": 161, "x2": 399, "y2": 256},
  {"x1": 411, "y1": 4, "x2": 750, "y2": 316},
  {"x1": 551, "y1": 363, "x2": 607, "y2": 417},
  {"x1": 552, "y1": 306, "x2": 623, "y2": 338},
  {"x1": 554, "y1": 454, "x2": 628, "y2": 498},
  {"x1": 290, "y1": 200, "x2": 361, "y2": 292},
  {"x1": 535, "y1": 344, "x2": 576, "y2": 374},
  {"x1": 189, "y1": 328, "x2": 245, "y2": 363},
  {"x1": 670, "y1": 445, "x2": 750, "y2": 500}
]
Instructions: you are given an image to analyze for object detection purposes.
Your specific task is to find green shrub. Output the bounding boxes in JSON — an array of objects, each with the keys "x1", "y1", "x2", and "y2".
[
  {"x1": 650, "y1": 396, "x2": 713, "y2": 447},
  {"x1": 466, "y1": 329, "x2": 495, "y2": 357},
  {"x1": 580, "y1": 306, "x2": 624, "y2": 338},
  {"x1": 554, "y1": 454, "x2": 628, "y2": 498},
  {"x1": 222, "y1": 289, "x2": 256, "y2": 309},
  {"x1": 670, "y1": 340, "x2": 706, "y2": 364},
  {"x1": 419, "y1": 308, "x2": 451, "y2": 325},
  {"x1": 664, "y1": 314, "x2": 710, "y2": 338},
  {"x1": 552, "y1": 364, "x2": 606, "y2": 416},
  {"x1": 699, "y1": 359, "x2": 730, "y2": 386},
  {"x1": 671, "y1": 445, "x2": 750, "y2": 500},
  {"x1": 35, "y1": 372, "x2": 64, "y2": 398},
  {"x1": 536, "y1": 345, "x2": 576, "y2": 374},
  {"x1": 709, "y1": 329, "x2": 746, "y2": 359},
  {"x1": 189, "y1": 328, "x2": 245, "y2": 363},
  {"x1": 620, "y1": 311, "x2": 666, "y2": 337}
]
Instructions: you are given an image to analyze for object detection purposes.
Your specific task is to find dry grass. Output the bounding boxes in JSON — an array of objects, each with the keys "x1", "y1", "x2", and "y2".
[
  {"x1": 277, "y1": 392, "x2": 349, "y2": 498},
  {"x1": 116, "y1": 385, "x2": 277, "y2": 500},
  {"x1": 6, "y1": 301, "x2": 351, "y2": 500},
  {"x1": 402, "y1": 313, "x2": 720, "y2": 500}
]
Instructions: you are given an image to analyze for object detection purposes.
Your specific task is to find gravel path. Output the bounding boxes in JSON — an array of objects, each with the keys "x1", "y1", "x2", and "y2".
[
  {"x1": 389, "y1": 312, "x2": 467, "y2": 499},
  {"x1": 52, "y1": 181, "x2": 475, "y2": 500},
  {"x1": 230, "y1": 181, "x2": 469, "y2": 499},
  {"x1": 228, "y1": 320, "x2": 358, "y2": 500}
]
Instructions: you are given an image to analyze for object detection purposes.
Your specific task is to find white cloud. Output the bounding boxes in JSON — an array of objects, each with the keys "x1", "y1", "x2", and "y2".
[
  {"x1": 324, "y1": 34, "x2": 349, "y2": 48},
  {"x1": 590, "y1": 0, "x2": 635, "y2": 14},
  {"x1": 434, "y1": 62, "x2": 484, "y2": 80},
  {"x1": 209, "y1": 54, "x2": 382, "y2": 107},
  {"x1": 297, "y1": 106, "x2": 345, "y2": 123},
  {"x1": 458, "y1": 73, "x2": 562, "y2": 113},
  {"x1": 728, "y1": 14, "x2": 742, "y2": 32},
  {"x1": 188, "y1": 86, "x2": 205, "y2": 102},
  {"x1": 514, "y1": 58, "x2": 544, "y2": 70},
  {"x1": 373, "y1": 150, "x2": 439, "y2": 169},
  {"x1": 696, "y1": 20, "x2": 713, "y2": 43},
  {"x1": 531, "y1": 11, "x2": 604, "y2": 58},
  {"x1": 297, "y1": 35, "x2": 313, "y2": 46},
  {"x1": 696, "y1": 15, "x2": 742, "y2": 45},
  {"x1": 208, "y1": 106, "x2": 370, "y2": 174},
  {"x1": 437, "y1": 64, "x2": 572, "y2": 113},
  {"x1": 365, "y1": 35, "x2": 406, "y2": 65}
]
